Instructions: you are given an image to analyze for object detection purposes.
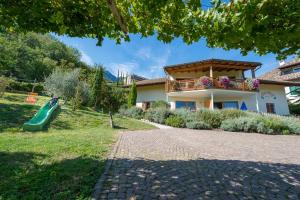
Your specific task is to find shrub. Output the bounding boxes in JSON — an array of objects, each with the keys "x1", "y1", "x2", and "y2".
[
  {"x1": 186, "y1": 121, "x2": 211, "y2": 130},
  {"x1": 7, "y1": 79, "x2": 44, "y2": 94},
  {"x1": 119, "y1": 107, "x2": 144, "y2": 119},
  {"x1": 150, "y1": 100, "x2": 170, "y2": 109},
  {"x1": 259, "y1": 117, "x2": 290, "y2": 134},
  {"x1": 144, "y1": 108, "x2": 172, "y2": 124},
  {"x1": 220, "y1": 109, "x2": 248, "y2": 120},
  {"x1": 280, "y1": 117, "x2": 300, "y2": 135},
  {"x1": 195, "y1": 109, "x2": 222, "y2": 128},
  {"x1": 220, "y1": 117, "x2": 262, "y2": 133},
  {"x1": 171, "y1": 108, "x2": 196, "y2": 123},
  {"x1": 165, "y1": 116, "x2": 185, "y2": 128}
]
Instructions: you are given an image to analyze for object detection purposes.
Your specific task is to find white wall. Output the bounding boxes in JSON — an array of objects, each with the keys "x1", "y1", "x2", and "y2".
[
  {"x1": 257, "y1": 84, "x2": 290, "y2": 115},
  {"x1": 136, "y1": 84, "x2": 166, "y2": 108},
  {"x1": 136, "y1": 83, "x2": 290, "y2": 115}
]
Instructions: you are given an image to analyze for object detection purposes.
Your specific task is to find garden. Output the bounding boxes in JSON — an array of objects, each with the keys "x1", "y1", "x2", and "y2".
[{"x1": 119, "y1": 101, "x2": 300, "y2": 135}]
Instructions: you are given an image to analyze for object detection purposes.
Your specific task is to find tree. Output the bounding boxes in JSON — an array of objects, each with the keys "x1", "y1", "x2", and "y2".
[
  {"x1": 0, "y1": 0, "x2": 299, "y2": 59},
  {"x1": 91, "y1": 66, "x2": 104, "y2": 110},
  {"x1": 0, "y1": 30, "x2": 91, "y2": 81},
  {"x1": 44, "y1": 68, "x2": 80, "y2": 103},
  {"x1": 128, "y1": 82, "x2": 137, "y2": 108},
  {"x1": 102, "y1": 83, "x2": 127, "y2": 128}
]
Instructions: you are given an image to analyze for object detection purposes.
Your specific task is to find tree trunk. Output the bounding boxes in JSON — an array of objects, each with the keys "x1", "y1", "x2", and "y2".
[
  {"x1": 94, "y1": 96, "x2": 98, "y2": 110},
  {"x1": 109, "y1": 111, "x2": 114, "y2": 128}
]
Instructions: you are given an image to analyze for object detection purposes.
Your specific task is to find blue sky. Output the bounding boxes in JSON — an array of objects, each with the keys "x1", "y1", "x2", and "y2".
[{"x1": 55, "y1": 34, "x2": 295, "y2": 79}]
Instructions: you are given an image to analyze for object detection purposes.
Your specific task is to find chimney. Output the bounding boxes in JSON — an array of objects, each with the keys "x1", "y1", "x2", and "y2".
[{"x1": 279, "y1": 60, "x2": 285, "y2": 66}]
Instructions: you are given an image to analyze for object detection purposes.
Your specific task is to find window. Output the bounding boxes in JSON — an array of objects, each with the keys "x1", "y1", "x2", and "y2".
[
  {"x1": 214, "y1": 101, "x2": 239, "y2": 109},
  {"x1": 294, "y1": 68, "x2": 300, "y2": 73},
  {"x1": 289, "y1": 86, "x2": 300, "y2": 96},
  {"x1": 266, "y1": 103, "x2": 275, "y2": 114},
  {"x1": 175, "y1": 101, "x2": 196, "y2": 110}
]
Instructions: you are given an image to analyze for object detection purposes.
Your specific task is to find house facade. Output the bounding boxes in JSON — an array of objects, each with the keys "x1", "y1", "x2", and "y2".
[
  {"x1": 135, "y1": 59, "x2": 300, "y2": 115},
  {"x1": 259, "y1": 60, "x2": 300, "y2": 104}
]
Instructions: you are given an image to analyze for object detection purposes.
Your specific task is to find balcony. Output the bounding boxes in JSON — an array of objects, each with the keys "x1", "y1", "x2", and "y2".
[{"x1": 166, "y1": 77, "x2": 259, "y2": 92}]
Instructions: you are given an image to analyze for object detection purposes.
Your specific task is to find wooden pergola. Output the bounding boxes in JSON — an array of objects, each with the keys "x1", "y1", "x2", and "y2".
[{"x1": 164, "y1": 59, "x2": 262, "y2": 78}]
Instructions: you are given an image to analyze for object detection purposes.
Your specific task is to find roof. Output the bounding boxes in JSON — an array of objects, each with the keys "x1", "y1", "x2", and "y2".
[
  {"x1": 278, "y1": 60, "x2": 300, "y2": 69},
  {"x1": 164, "y1": 59, "x2": 261, "y2": 74},
  {"x1": 134, "y1": 77, "x2": 300, "y2": 87},
  {"x1": 135, "y1": 78, "x2": 166, "y2": 86},
  {"x1": 259, "y1": 65, "x2": 300, "y2": 82},
  {"x1": 258, "y1": 79, "x2": 300, "y2": 86}
]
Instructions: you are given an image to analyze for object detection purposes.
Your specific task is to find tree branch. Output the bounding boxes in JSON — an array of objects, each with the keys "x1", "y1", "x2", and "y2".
[{"x1": 106, "y1": 0, "x2": 128, "y2": 34}]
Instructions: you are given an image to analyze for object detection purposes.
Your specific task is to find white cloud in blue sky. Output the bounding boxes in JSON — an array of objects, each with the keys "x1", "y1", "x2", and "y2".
[
  {"x1": 80, "y1": 50, "x2": 94, "y2": 66},
  {"x1": 55, "y1": 34, "x2": 296, "y2": 79}
]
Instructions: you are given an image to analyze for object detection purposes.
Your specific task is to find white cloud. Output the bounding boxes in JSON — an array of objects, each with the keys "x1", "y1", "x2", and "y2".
[
  {"x1": 148, "y1": 48, "x2": 171, "y2": 78},
  {"x1": 136, "y1": 47, "x2": 152, "y2": 59},
  {"x1": 80, "y1": 50, "x2": 94, "y2": 66},
  {"x1": 107, "y1": 61, "x2": 139, "y2": 76}
]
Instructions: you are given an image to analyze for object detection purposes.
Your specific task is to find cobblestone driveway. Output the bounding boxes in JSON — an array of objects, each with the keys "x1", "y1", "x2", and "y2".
[{"x1": 95, "y1": 129, "x2": 300, "y2": 199}]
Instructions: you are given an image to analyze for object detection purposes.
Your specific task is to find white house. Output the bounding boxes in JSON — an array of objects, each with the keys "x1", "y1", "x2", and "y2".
[
  {"x1": 134, "y1": 59, "x2": 300, "y2": 115},
  {"x1": 259, "y1": 60, "x2": 300, "y2": 104}
]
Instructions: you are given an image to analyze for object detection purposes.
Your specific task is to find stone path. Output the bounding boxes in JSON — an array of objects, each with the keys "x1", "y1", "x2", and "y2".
[{"x1": 95, "y1": 129, "x2": 300, "y2": 199}]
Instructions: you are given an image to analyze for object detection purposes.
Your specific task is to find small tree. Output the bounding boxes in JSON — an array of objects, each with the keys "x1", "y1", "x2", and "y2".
[
  {"x1": 91, "y1": 66, "x2": 104, "y2": 110},
  {"x1": 44, "y1": 68, "x2": 80, "y2": 103},
  {"x1": 0, "y1": 76, "x2": 10, "y2": 97},
  {"x1": 102, "y1": 83, "x2": 126, "y2": 128},
  {"x1": 127, "y1": 81, "x2": 137, "y2": 107}
]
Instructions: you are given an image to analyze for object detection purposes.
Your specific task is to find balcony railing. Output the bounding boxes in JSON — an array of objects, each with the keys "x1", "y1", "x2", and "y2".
[{"x1": 166, "y1": 77, "x2": 259, "y2": 92}]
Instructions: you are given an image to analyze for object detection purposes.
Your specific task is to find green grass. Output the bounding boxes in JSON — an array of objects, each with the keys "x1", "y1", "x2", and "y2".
[{"x1": 0, "y1": 92, "x2": 155, "y2": 200}]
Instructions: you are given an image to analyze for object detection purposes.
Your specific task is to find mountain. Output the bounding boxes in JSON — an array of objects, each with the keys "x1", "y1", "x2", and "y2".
[{"x1": 104, "y1": 70, "x2": 117, "y2": 82}]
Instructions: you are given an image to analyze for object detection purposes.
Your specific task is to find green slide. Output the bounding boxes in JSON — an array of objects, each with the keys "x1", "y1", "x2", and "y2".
[{"x1": 23, "y1": 100, "x2": 59, "y2": 131}]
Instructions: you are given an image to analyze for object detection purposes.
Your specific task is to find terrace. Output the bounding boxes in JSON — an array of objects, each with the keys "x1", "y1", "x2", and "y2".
[{"x1": 164, "y1": 59, "x2": 261, "y2": 93}]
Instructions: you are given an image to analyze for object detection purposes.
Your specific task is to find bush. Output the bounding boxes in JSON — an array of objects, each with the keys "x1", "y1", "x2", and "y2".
[
  {"x1": 195, "y1": 109, "x2": 223, "y2": 128},
  {"x1": 220, "y1": 115, "x2": 295, "y2": 135},
  {"x1": 165, "y1": 116, "x2": 185, "y2": 128},
  {"x1": 7, "y1": 79, "x2": 44, "y2": 94},
  {"x1": 220, "y1": 109, "x2": 248, "y2": 119},
  {"x1": 280, "y1": 117, "x2": 300, "y2": 135},
  {"x1": 171, "y1": 108, "x2": 196, "y2": 123},
  {"x1": 221, "y1": 117, "x2": 263, "y2": 133},
  {"x1": 144, "y1": 108, "x2": 172, "y2": 124},
  {"x1": 119, "y1": 107, "x2": 144, "y2": 119},
  {"x1": 289, "y1": 103, "x2": 300, "y2": 115},
  {"x1": 150, "y1": 100, "x2": 170, "y2": 109},
  {"x1": 186, "y1": 121, "x2": 211, "y2": 130},
  {"x1": 259, "y1": 117, "x2": 290, "y2": 134}
]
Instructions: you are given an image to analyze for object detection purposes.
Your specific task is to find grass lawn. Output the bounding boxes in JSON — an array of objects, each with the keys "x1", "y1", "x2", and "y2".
[{"x1": 0, "y1": 92, "x2": 155, "y2": 200}]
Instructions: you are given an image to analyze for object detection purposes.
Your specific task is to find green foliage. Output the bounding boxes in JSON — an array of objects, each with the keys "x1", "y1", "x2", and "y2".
[
  {"x1": 165, "y1": 115, "x2": 185, "y2": 128},
  {"x1": 0, "y1": 30, "x2": 91, "y2": 82},
  {"x1": 195, "y1": 109, "x2": 223, "y2": 128},
  {"x1": 171, "y1": 108, "x2": 196, "y2": 123},
  {"x1": 144, "y1": 108, "x2": 172, "y2": 124},
  {"x1": 289, "y1": 103, "x2": 300, "y2": 115},
  {"x1": 101, "y1": 83, "x2": 127, "y2": 114},
  {"x1": 91, "y1": 66, "x2": 104, "y2": 109},
  {"x1": 150, "y1": 100, "x2": 170, "y2": 109},
  {"x1": 44, "y1": 68, "x2": 80, "y2": 102},
  {"x1": 186, "y1": 121, "x2": 211, "y2": 130},
  {"x1": 280, "y1": 118, "x2": 300, "y2": 135},
  {"x1": 7, "y1": 79, "x2": 44, "y2": 94},
  {"x1": 128, "y1": 82, "x2": 137, "y2": 107},
  {"x1": 259, "y1": 117, "x2": 290, "y2": 135},
  {"x1": 0, "y1": 76, "x2": 10, "y2": 97},
  {"x1": 220, "y1": 109, "x2": 248, "y2": 119},
  {"x1": 221, "y1": 117, "x2": 264, "y2": 133},
  {"x1": 0, "y1": 1, "x2": 299, "y2": 58},
  {"x1": 119, "y1": 106, "x2": 144, "y2": 119},
  {"x1": 220, "y1": 115, "x2": 299, "y2": 135}
]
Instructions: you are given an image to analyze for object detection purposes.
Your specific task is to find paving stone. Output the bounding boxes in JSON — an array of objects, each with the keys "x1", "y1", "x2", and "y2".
[{"x1": 96, "y1": 129, "x2": 300, "y2": 199}]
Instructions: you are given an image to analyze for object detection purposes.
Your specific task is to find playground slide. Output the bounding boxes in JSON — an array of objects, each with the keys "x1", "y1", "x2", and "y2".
[{"x1": 23, "y1": 100, "x2": 59, "y2": 131}]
